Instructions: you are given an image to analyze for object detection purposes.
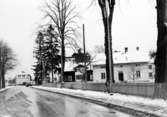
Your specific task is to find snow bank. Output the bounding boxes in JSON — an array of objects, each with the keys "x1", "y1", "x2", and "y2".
[
  {"x1": 109, "y1": 93, "x2": 167, "y2": 107},
  {"x1": 33, "y1": 86, "x2": 167, "y2": 116},
  {"x1": 0, "y1": 86, "x2": 12, "y2": 93},
  {"x1": 33, "y1": 86, "x2": 167, "y2": 108}
]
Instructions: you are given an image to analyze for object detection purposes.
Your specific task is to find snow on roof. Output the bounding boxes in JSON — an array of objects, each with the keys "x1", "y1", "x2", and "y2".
[
  {"x1": 93, "y1": 50, "x2": 152, "y2": 65},
  {"x1": 64, "y1": 61, "x2": 78, "y2": 72}
]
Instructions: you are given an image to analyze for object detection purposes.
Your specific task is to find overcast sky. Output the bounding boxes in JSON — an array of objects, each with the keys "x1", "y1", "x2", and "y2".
[{"x1": 0, "y1": 0, "x2": 157, "y2": 78}]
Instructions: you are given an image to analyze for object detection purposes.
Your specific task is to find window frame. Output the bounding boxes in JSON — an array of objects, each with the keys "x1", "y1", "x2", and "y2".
[
  {"x1": 136, "y1": 70, "x2": 141, "y2": 78},
  {"x1": 101, "y1": 72, "x2": 106, "y2": 79}
]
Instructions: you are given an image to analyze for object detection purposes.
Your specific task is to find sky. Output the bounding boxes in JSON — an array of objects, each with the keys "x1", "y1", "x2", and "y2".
[{"x1": 0, "y1": 0, "x2": 157, "y2": 79}]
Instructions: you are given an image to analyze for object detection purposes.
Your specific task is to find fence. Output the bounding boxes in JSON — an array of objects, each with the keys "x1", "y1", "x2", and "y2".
[
  {"x1": 110, "y1": 83, "x2": 155, "y2": 97},
  {"x1": 42, "y1": 82, "x2": 167, "y2": 99}
]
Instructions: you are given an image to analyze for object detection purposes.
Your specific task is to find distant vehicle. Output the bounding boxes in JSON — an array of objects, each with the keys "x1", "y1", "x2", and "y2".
[
  {"x1": 25, "y1": 82, "x2": 32, "y2": 87},
  {"x1": 15, "y1": 71, "x2": 32, "y2": 85}
]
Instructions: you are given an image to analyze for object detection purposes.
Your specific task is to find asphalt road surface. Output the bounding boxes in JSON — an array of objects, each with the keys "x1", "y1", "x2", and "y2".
[{"x1": 0, "y1": 86, "x2": 133, "y2": 117}]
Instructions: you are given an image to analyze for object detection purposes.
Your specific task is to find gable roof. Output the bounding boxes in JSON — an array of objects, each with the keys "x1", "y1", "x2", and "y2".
[
  {"x1": 93, "y1": 50, "x2": 152, "y2": 65},
  {"x1": 64, "y1": 61, "x2": 77, "y2": 72}
]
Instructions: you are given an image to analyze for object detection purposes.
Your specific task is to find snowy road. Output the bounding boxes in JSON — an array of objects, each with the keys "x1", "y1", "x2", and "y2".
[{"x1": 0, "y1": 86, "x2": 132, "y2": 117}]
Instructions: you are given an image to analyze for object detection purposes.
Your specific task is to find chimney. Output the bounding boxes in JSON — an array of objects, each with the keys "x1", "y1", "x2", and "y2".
[
  {"x1": 136, "y1": 46, "x2": 139, "y2": 51},
  {"x1": 124, "y1": 47, "x2": 128, "y2": 53}
]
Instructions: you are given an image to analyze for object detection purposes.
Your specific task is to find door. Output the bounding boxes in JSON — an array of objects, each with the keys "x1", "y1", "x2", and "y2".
[{"x1": 118, "y1": 72, "x2": 124, "y2": 82}]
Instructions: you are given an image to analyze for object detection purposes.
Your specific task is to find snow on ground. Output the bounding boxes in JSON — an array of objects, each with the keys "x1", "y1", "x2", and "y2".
[
  {"x1": 33, "y1": 86, "x2": 167, "y2": 117},
  {"x1": 20, "y1": 86, "x2": 39, "y2": 117},
  {"x1": 36, "y1": 88, "x2": 132, "y2": 117},
  {"x1": 0, "y1": 86, "x2": 12, "y2": 93},
  {"x1": 0, "y1": 86, "x2": 39, "y2": 117}
]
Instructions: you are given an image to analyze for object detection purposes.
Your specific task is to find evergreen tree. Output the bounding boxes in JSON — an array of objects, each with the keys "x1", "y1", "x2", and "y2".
[
  {"x1": 33, "y1": 25, "x2": 60, "y2": 84},
  {"x1": 72, "y1": 49, "x2": 91, "y2": 65}
]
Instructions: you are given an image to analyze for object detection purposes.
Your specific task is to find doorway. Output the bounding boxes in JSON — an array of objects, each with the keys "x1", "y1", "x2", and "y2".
[{"x1": 118, "y1": 72, "x2": 124, "y2": 82}]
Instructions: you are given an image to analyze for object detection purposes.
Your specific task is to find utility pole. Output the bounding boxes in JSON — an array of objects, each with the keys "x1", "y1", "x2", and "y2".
[{"x1": 83, "y1": 24, "x2": 87, "y2": 82}]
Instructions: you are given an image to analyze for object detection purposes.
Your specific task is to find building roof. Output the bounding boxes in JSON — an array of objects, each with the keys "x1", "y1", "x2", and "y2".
[
  {"x1": 93, "y1": 50, "x2": 153, "y2": 65},
  {"x1": 64, "y1": 61, "x2": 78, "y2": 72}
]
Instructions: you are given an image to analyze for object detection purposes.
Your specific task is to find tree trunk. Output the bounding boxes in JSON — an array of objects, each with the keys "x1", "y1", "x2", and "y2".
[
  {"x1": 51, "y1": 47, "x2": 54, "y2": 83},
  {"x1": 60, "y1": 34, "x2": 65, "y2": 83},
  {"x1": 98, "y1": 0, "x2": 115, "y2": 92},
  {"x1": 155, "y1": 0, "x2": 167, "y2": 83},
  {"x1": 0, "y1": 73, "x2": 1, "y2": 89},
  {"x1": 2, "y1": 68, "x2": 5, "y2": 88},
  {"x1": 1, "y1": 62, "x2": 5, "y2": 88},
  {"x1": 51, "y1": 62, "x2": 54, "y2": 83},
  {"x1": 108, "y1": 2, "x2": 115, "y2": 84}
]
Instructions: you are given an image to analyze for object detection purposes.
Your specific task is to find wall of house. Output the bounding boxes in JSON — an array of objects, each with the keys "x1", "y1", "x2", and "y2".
[
  {"x1": 114, "y1": 64, "x2": 134, "y2": 82},
  {"x1": 93, "y1": 65, "x2": 106, "y2": 83},
  {"x1": 15, "y1": 73, "x2": 31, "y2": 85},
  {"x1": 49, "y1": 71, "x2": 60, "y2": 83},
  {"x1": 93, "y1": 63, "x2": 155, "y2": 83}
]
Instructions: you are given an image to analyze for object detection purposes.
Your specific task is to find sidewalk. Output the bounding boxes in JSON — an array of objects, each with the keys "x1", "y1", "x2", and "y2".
[{"x1": 33, "y1": 86, "x2": 167, "y2": 117}]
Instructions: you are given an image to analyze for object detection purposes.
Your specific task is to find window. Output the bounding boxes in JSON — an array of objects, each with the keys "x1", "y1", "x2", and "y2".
[
  {"x1": 136, "y1": 71, "x2": 141, "y2": 78},
  {"x1": 76, "y1": 75, "x2": 83, "y2": 80},
  {"x1": 68, "y1": 76, "x2": 72, "y2": 81},
  {"x1": 101, "y1": 73, "x2": 105, "y2": 79},
  {"x1": 89, "y1": 75, "x2": 93, "y2": 81},
  {"x1": 100, "y1": 65, "x2": 105, "y2": 68},
  {"x1": 135, "y1": 64, "x2": 140, "y2": 66},
  {"x1": 148, "y1": 65, "x2": 152, "y2": 69},
  {"x1": 149, "y1": 72, "x2": 153, "y2": 78},
  {"x1": 120, "y1": 65, "x2": 123, "y2": 68},
  {"x1": 22, "y1": 75, "x2": 25, "y2": 78}
]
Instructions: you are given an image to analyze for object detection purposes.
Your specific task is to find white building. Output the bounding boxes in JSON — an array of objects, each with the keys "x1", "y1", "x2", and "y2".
[
  {"x1": 93, "y1": 62, "x2": 155, "y2": 83},
  {"x1": 93, "y1": 47, "x2": 155, "y2": 83},
  {"x1": 15, "y1": 71, "x2": 32, "y2": 85}
]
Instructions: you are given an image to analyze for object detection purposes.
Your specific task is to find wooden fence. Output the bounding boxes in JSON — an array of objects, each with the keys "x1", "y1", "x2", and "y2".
[{"x1": 43, "y1": 82, "x2": 167, "y2": 99}]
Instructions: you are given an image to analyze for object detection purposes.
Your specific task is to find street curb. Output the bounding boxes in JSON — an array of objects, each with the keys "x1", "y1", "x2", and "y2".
[
  {"x1": 32, "y1": 87, "x2": 160, "y2": 117},
  {"x1": 0, "y1": 87, "x2": 11, "y2": 93}
]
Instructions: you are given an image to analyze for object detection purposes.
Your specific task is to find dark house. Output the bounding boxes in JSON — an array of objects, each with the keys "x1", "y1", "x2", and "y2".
[
  {"x1": 64, "y1": 71, "x2": 75, "y2": 82},
  {"x1": 63, "y1": 57, "x2": 93, "y2": 82}
]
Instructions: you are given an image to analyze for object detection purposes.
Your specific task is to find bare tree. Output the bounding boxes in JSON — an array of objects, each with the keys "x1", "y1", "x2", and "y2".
[
  {"x1": 43, "y1": 0, "x2": 78, "y2": 83},
  {"x1": 97, "y1": 0, "x2": 115, "y2": 92},
  {"x1": 155, "y1": 0, "x2": 167, "y2": 83},
  {"x1": 94, "y1": 45, "x2": 105, "y2": 53},
  {"x1": 0, "y1": 41, "x2": 17, "y2": 88}
]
